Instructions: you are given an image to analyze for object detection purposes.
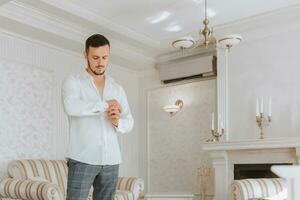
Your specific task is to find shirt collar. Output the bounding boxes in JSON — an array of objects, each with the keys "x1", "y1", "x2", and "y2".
[{"x1": 83, "y1": 68, "x2": 113, "y2": 83}]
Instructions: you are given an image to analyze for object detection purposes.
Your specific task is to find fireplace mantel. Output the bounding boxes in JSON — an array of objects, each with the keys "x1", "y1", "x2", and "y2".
[
  {"x1": 202, "y1": 137, "x2": 300, "y2": 151},
  {"x1": 201, "y1": 137, "x2": 300, "y2": 200}
]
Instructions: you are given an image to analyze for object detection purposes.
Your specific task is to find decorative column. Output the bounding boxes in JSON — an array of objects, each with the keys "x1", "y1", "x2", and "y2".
[{"x1": 216, "y1": 47, "x2": 229, "y2": 141}]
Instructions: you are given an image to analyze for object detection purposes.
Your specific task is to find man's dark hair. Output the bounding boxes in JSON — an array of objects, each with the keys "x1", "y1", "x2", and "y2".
[{"x1": 85, "y1": 34, "x2": 110, "y2": 52}]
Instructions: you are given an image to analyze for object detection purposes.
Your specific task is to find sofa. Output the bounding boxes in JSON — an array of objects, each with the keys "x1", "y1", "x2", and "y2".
[
  {"x1": 230, "y1": 178, "x2": 287, "y2": 200},
  {"x1": 0, "y1": 159, "x2": 144, "y2": 200}
]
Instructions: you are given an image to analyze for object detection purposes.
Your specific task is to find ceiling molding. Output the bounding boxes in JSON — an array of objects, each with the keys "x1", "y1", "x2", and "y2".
[
  {"x1": 1, "y1": 0, "x2": 300, "y2": 71},
  {"x1": 0, "y1": 26, "x2": 81, "y2": 57},
  {"x1": 0, "y1": 23, "x2": 154, "y2": 72},
  {"x1": 0, "y1": 0, "x2": 156, "y2": 71},
  {"x1": 37, "y1": 0, "x2": 160, "y2": 50},
  {"x1": 0, "y1": 1, "x2": 86, "y2": 42}
]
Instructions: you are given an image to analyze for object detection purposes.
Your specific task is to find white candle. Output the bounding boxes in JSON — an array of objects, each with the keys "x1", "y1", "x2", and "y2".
[
  {"x1": 260, "y1": 96, "x2": 264, "y2": 114},
  {"x1": 220, "y1": 117, "x2": 224, "y2": 129},
  {"x1": 218, "y1": 114, "x2": 221, "y2": 132},
  {"x1": 211, "y1": 112, "x2": 214, "y2": 130},
  {"x1": 269, "y1": 97, "x2": 272, "y2": 117},
  {"x1": 256, "y1": 97, "x2": 259, "y2": 116}
]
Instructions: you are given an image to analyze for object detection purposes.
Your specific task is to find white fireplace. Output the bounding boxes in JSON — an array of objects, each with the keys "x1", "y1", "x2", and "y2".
[{"x1": 201, "y1": 137, "x2": 300, "y2": 200}]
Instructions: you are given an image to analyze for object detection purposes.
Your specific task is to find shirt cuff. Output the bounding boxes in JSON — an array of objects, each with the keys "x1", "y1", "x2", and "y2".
[
  {"x1": 114, "y1": 119, "x2": 123, "y2": 133},
  {"x1": 94, "y1": 101, "x2": 109, "y2": 113}
]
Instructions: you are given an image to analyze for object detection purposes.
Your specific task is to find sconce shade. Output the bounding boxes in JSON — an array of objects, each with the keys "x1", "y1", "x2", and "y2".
[
  {"x1": 163, "y1": 99, "x2": 184, "y2": 116},
  {"x1": 218, "y1": 34, "x2": 242, "y2": 48}
]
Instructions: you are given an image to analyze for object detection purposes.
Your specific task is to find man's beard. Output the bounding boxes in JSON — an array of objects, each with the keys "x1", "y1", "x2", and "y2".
[{"x1": 88, "y1": 61, "x2": 105, "y2": 76}]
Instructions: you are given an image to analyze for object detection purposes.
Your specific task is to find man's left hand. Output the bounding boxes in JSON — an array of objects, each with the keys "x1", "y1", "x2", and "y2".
[{"x1": 107, "y1": 104, "x2": 121, "y2": 127}]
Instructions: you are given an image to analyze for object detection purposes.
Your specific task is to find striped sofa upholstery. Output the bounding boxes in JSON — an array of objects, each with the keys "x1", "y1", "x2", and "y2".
[
  {"x1": 0, "y1": 160, "x2": 144, "y2": 200},
  {"x1": 230, "y1": 178, "x2": 287, "y2": 200}
]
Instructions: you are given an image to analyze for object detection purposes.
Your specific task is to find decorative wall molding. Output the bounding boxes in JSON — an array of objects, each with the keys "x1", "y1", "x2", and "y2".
[
  {"x1": 146, "y1": 80, "x2": 216, "y2": 194},
  {"x1": 0, "y1": 57, "x2": 55, "y2": 177}
]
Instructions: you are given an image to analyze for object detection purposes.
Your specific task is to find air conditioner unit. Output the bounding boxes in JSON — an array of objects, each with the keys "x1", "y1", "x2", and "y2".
[{"x1": 156, "y1": 55, "x2": 217, "y2": 84}]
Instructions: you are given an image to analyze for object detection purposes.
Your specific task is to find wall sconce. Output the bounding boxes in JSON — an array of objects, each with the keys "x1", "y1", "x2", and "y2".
[{"x1": 163, "y1": 99, "x2": 184, "y2": 116}]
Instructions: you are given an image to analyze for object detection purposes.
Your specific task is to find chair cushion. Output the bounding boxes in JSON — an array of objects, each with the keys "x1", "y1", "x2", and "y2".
[
  {"x1": 115, "y1": 190, "x2": 135, "y2": 200},
  {"x1": 8, "y1": 160, "x2": 68, "y2": 197},
  {"x1": 231, "y1": 178, "x2": 287, "y2": 200}
]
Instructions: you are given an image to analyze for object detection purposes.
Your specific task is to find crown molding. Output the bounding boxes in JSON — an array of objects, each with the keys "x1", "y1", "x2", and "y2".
[
  {"x1": 0, "y1": 0, "x2": 156, "y2": 71},
  {"x1": 0, "y1": 25, "x2": 154, "y2": 72},
  {"x1": 37, "y1": 0, "x2": 160, "y2": 50},
  {"x1": 214, "y1": 4, "x2": 300, "y2": 43},
  {"x1": 0, "y1": 1, "x2": 86, "y2": 42}
]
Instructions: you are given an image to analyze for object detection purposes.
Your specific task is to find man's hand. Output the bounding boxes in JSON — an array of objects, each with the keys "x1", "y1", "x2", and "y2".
[
  {"x1": 106, "y1": 99, "x2": 122, "y2": 113},
  {"x1": 106, "y1": 99, "x2": 122, "y2": 127}
]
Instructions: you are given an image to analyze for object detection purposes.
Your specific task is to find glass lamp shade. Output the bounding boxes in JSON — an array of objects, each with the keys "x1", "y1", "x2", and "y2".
[
  {"x1": 218, "y1": 34, "x2": 242, "y2": 48},
  {"x1": 172, "y1": 36, "x2": 195, "y2": 49},
  {"x1": 163, "y1": 105, "x2": 180, "y2": 116}
]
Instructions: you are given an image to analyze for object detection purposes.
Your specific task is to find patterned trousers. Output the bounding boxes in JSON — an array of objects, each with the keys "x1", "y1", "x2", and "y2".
[{"x1": 66, "y1": 159, "x2": 119, "y2": 200}]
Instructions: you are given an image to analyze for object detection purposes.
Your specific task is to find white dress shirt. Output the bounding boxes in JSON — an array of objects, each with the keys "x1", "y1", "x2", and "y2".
[{"x1": 62, "y1": 70, "x2": 134, "y2": 165}]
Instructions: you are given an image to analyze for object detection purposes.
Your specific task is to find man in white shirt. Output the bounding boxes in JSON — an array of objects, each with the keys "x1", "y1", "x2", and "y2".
[{"x1": 62, "y1": 34, "x2": 134, "y2": 200}]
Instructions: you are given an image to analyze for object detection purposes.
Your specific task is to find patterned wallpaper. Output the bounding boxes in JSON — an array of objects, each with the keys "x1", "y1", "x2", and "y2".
[
  {"x1": 0, "y1": 58, "x2": 55, "y2": 177},
  {"x1": 148, "y1": 80, "x2": 215, "y2": 196}
]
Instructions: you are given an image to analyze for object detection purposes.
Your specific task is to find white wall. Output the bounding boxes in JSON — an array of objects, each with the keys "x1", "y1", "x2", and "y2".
[
  {"x1": 148, "y1": 80, "x2": 215, "y2": 195},
  {"x1": 137, "y1": 70, "x2": 216, "y2": 196},
  {"x1": 138, "y1": 70, "x2": 161, "y2": 190},
  {"x1": 0, "y1": 30, "x2": 140, "y2": 177},
  {"x1": 227, "y1": 29, "x2": 300, "y2": 140}
]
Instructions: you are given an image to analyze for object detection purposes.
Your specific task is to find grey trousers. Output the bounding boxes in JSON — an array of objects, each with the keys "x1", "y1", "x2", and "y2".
[{"x1": 66, "y1": 159, "x2": 119, "y2": 200}]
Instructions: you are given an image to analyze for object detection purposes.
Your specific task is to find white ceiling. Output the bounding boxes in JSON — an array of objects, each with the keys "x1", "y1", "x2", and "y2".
[
  {"x1": 1, "y1": 0, "x2": 300, "y2": 71},
  {"x1": 68, "y1": 0, "x2": 300, "y2": 41}
]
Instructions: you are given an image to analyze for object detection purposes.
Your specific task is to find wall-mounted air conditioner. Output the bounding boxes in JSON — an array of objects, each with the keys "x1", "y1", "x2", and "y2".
[{"x1": 156, "y1": 55, "x2": 217, "y2": 84}]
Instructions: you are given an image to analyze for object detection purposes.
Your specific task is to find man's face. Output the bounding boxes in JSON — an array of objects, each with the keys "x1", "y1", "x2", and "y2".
[{"x1": 84, "y1": 45, "x2": 110, "y2": 76}]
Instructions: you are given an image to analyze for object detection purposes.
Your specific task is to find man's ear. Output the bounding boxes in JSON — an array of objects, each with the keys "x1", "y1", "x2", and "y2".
[{"x1": 84, "y1": 51, "x2": 87, "y2": 59}]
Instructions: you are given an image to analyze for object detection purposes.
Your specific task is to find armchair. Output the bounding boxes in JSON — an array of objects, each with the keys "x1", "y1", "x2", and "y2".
[
  {"x1": 230, "y1": 178, "x2": 287, "y2": 200},
  {"x1": 0, "y1": 159, "x2": 144, "y2": 200}
]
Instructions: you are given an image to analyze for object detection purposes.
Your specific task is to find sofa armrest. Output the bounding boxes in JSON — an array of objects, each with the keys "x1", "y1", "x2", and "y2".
[
  {"x1": 230, "y1": 178, "x2": 287, "y2": 200},
  {"x1": 0, "y1": 178, "x2": 63, "y2": 200},
  {"x1": 117, "y1": 177, "x2": 144, "y2": 200}
]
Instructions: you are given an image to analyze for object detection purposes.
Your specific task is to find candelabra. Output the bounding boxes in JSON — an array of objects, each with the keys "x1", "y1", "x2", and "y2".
[
  {"x1": 256, "y1": 113, "x2": 271, "y2": 139},
  {"x1": 256, "y1": 96, "x2": 272, "y2": 139},
  {"x1": 211, "y1": 128, "x2": 224, "y2": 142},
  {"x1": 207, "y1": 112, "x2": 225, "y2": 142}
]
